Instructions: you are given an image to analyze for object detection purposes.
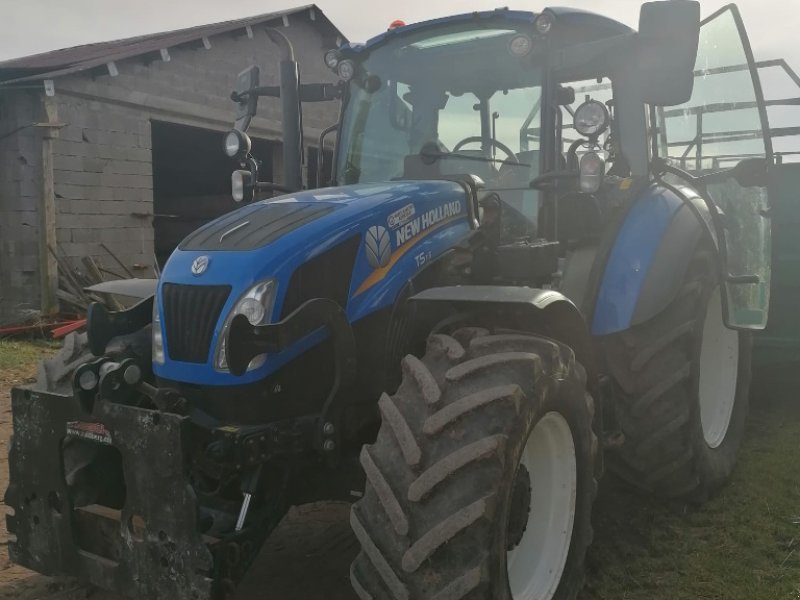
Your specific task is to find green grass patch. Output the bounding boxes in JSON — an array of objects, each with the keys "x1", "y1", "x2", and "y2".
[
  {"x1": 583, "y1": 391, "x2": 800, "y2": 600},
  {"x1": 0, "y1": 339, "x2": 60, "y2": 373}
]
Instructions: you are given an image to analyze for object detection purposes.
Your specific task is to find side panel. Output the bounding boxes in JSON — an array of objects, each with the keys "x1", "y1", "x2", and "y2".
[{"x1": 591, "y1": 184, "x2": 705, "y2": 335}]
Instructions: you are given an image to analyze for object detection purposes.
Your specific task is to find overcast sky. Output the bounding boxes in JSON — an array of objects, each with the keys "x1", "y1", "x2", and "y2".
[{"x1": 0, "y1": 0, "x2": 796, "y2": 65}]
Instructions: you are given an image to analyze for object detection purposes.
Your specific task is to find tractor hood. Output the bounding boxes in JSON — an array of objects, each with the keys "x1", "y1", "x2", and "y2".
[{"x1": 155, "y1": 181, "x2": 473, "y2": 385}]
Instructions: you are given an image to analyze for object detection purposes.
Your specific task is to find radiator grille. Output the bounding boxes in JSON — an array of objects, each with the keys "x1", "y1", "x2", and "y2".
[{"x1": 162, "y1": 283, "x2": 231, "y2": 363}]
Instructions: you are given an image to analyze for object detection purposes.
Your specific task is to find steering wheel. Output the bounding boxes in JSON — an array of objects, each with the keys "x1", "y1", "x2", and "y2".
[{"x1": 451, "y1": 136, "x2": 520, "y2": 164}]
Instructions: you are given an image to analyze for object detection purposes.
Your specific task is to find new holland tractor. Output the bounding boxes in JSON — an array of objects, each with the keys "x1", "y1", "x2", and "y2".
[{"x1": 6, "y1": 2, "x2": 779, "y2": 599}]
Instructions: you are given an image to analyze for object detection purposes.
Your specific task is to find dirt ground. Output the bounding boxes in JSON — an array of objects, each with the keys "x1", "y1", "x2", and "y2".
[{"x1": 0, "y1": 342, "x2": 798, "y2": 600}]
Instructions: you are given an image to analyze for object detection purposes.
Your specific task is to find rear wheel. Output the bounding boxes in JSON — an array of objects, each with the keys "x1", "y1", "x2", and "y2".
[
  {"x1": 350, "y1": 329, "x2": 597, "y2": 600},
  {"x1": 604, "y1": 247, "x2": 751, "y2": 501}
]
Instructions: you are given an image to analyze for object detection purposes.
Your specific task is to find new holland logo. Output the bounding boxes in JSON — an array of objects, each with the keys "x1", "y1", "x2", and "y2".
[
  {"x1": 191, "y1": 255, "x2": 210, "y2": 276},
  {"x1": 365, "y1": 225, "x2": 391, "y2": 268}
]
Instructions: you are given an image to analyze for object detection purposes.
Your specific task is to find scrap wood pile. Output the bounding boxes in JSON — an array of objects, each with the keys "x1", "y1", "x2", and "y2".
[
  {"x1": 49, "y1": 242, "x2": 135, "y2": 313},
  {"x1": 0, "y1": 243, "x2": 139, "y2": 339}
]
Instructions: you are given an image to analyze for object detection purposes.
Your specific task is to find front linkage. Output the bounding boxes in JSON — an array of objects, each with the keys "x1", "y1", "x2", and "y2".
[
  {"x1": 6, "y1": 384, "x2": 218, "y2": 599},
  {"x1": 6, "y1": 296, "x2": 357, "y2": 600}
]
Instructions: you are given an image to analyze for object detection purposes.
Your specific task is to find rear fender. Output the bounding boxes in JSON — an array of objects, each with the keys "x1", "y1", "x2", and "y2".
[{"x1": 590, "y1": 182, "x2": 719, "y2": 336}]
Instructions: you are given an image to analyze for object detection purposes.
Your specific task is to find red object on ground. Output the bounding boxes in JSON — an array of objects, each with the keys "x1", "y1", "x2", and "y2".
[{"x1": 51, "y1": 319, "x2": 87, "y2": 338}]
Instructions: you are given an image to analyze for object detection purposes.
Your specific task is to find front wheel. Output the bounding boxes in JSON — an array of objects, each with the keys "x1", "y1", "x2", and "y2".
[{"x1": 350, "y1": 329, "x2": 597, "y2": 600}]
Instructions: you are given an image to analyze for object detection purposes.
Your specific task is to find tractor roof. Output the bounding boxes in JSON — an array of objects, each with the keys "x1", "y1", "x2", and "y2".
[{"x1": 341, "y1": 7, "x2": 633, "y2": 54}]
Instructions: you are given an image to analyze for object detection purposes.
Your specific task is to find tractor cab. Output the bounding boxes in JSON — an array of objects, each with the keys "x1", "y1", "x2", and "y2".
[{"x1": 328, "y1": 10, "x2": 632, "y2": 242}]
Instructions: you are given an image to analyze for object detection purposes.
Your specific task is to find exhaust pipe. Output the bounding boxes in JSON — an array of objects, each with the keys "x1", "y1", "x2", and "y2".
[{"x1": 266, "y1": 29, "x2": 303, "y2": 192}]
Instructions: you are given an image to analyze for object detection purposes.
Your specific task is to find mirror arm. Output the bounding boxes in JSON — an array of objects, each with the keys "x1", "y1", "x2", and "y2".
[
  {"x1": 256, "y1": 181, "x2": 295, "y2": 195},
  {"x1": 231, "y1": 86, "x2": 281, "y2": 103}
]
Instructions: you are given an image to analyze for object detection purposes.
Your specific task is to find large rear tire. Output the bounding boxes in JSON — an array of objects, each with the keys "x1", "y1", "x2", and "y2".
[
  {"x1": 604, "y1": 247, "x2": 751, "y2": 502},
  {"x1": 350, "y1": 329, "x2": 597, "y2": 600}
]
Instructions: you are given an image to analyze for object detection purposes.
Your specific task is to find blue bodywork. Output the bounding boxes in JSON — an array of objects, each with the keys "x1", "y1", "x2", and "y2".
[
  {"x1": 591, "y1": 184, "x2": 686, "y2": 336},
  {"x1": 154, "y1": 181, "x2": 472, "y2": 386}
]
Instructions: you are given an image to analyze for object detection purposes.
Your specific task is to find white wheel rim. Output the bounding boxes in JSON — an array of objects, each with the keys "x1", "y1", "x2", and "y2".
[
  {"x1": 507, "y1": 412, "x2": 577, "y2": 600},
  {"x1": 698, "y1": 287, "x2": 740, "y2": 449}
]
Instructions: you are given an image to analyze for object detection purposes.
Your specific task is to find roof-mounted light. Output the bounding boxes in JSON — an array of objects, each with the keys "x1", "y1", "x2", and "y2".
[
  {"x1": 337, "y1": 59, "x2": 356, "y2": 81},
  {"x1": 324, "y1": 49, "x2": 340, "y2": 70},
  {"x1": 508, "y1": 34, "x2": 533, "y2": 57},
  {"x1": 389, "y1": 19, "x2": 406, "y2": 30},
  {"x1": 535, "y1": 13, "x2": 555, "y2": 35}
]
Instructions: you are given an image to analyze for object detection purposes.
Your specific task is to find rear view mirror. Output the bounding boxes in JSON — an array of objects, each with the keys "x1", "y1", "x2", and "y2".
[
  {"x1": 234, "y1": 66, "x2": 260, "y2": 131},
  {"x1": 637, "y1": 0, "x2": 700, "y2": 106}
]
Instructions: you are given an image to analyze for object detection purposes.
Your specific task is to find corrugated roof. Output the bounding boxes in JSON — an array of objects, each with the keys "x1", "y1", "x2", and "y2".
[{"x1": 0, "y1": 4, "x2": 341, "y2": 85}]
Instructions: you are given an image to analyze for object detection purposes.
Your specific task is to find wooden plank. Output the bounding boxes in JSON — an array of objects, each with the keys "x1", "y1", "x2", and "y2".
[{"x1": 39, "y1": 94, "x2": 59, "y2": 315}]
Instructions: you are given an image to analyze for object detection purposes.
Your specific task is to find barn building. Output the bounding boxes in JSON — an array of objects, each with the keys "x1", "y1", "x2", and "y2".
[{"x1": 0, "y1": 5, "x2": 343, "y2": 321}]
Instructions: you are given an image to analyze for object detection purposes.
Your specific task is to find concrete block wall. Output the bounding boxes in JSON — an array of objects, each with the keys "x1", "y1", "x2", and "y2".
[
  {"x1": 0, "y1": 90, "x2": 43, "y2": 320},
  {"x1": 52, "y1": 94, "x2": 156, "y2": 277}
]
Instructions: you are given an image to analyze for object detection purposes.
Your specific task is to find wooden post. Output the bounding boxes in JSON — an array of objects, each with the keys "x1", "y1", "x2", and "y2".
[{"x1": 39, "y1": 94, "x2": 59, "y2": 315}]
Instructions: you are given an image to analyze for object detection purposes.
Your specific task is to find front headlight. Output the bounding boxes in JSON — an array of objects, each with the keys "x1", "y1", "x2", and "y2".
[
  {"x1": 215, "y1": 279, "x2": 277, "y2": 372},
  {"x1": 153, "y1": 297, "x2": 165, "y2": 365}
]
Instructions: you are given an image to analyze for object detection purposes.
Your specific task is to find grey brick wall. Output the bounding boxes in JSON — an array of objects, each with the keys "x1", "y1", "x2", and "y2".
[{"x1": 0, "y1": 9, "x2": 340, "y2": 320}]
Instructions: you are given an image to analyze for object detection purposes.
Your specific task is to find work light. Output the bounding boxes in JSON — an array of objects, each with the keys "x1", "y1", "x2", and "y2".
[{"x1": 574, "y1": 100, "x2": 610, "y2": 138}]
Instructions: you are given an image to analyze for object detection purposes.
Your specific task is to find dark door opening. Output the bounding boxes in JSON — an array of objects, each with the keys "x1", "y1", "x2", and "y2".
[{"x1": 151, "y1": 121, "x2": 275, "y2": 266}]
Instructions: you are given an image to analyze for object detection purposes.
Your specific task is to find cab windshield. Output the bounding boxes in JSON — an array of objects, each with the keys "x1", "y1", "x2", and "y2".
[{"x1": 335, "y1": 23, "x2": 544, "y2": 228}]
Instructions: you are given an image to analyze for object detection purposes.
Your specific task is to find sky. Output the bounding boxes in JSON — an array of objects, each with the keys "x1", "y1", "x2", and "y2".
[
  {"x1": 0, "y1": 0, "x2": 797, "y2": 70},
  {"x1": 0, "y1": 0, "x2": 798, "y2": 115}
]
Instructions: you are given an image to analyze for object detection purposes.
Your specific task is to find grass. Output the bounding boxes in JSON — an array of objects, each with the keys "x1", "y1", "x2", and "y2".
[
  {"x1": 0, "y1": 338, "x2": 59, "y2": 377},
  {"x1": 583, "y1": 376, "x2": 800, "y2": 600}
]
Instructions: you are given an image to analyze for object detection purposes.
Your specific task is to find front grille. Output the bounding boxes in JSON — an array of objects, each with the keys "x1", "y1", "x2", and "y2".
[{"x1": 162, "y1": 283, "x2": 231, "y2": 363}]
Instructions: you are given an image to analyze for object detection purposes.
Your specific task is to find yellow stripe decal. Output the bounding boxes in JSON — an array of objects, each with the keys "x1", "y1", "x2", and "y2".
[{"x1": 354, "y1": 215, "x2": 462, "y2": 297}]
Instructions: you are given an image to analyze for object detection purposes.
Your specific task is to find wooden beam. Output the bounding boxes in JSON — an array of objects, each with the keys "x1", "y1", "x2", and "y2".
[
  {"x1": 39, "y1": 95, "x2": 59, "y2": 315},
  {"x1": 107, "y1": 61, "x2": 119, "y2": 76},
  {"x1": 201, "y1": 36, "x2": 212, "y2": 50},
  {"x1": 159, "y1": 48, "x2": 171, "y2": 62},
  {"x1": 246, "y1": 25, "x2": 254, "y2": 39}
]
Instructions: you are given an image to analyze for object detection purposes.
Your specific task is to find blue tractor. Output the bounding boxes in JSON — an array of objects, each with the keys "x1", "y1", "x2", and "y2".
[{"x1": 7, "y1": 2, "x2": 776, "y2": 599}]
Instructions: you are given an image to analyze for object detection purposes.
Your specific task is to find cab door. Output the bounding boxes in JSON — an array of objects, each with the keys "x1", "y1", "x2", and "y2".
[{"x1": 659, "y1": 5, "x2": 773, "y2": 329}]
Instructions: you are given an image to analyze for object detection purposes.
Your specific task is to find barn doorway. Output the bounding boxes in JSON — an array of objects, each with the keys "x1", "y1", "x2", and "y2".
[{"x1": 151, "y1": 121, "x2": 275, "y2": 267}]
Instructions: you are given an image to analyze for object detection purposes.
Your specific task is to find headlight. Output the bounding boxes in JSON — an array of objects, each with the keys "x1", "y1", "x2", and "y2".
[
  {"x1": 579, "y1": 151, "x2": 605, "y2": 194},
  {"x1": 153, "y1": 298, "x2": 165, "y2": 365},
  {"x1": 215, "y1": 279, "x2": 277, "y2": 372},
  {"x1": 337, "y1": 59, "x2": 356, "y2": 81},
  {"x1": 223, "y1": 129, "x2": 251, "y2": 159},
  {"x1": 574, "y1": 99, "x2": 610, "y2": 138}
]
